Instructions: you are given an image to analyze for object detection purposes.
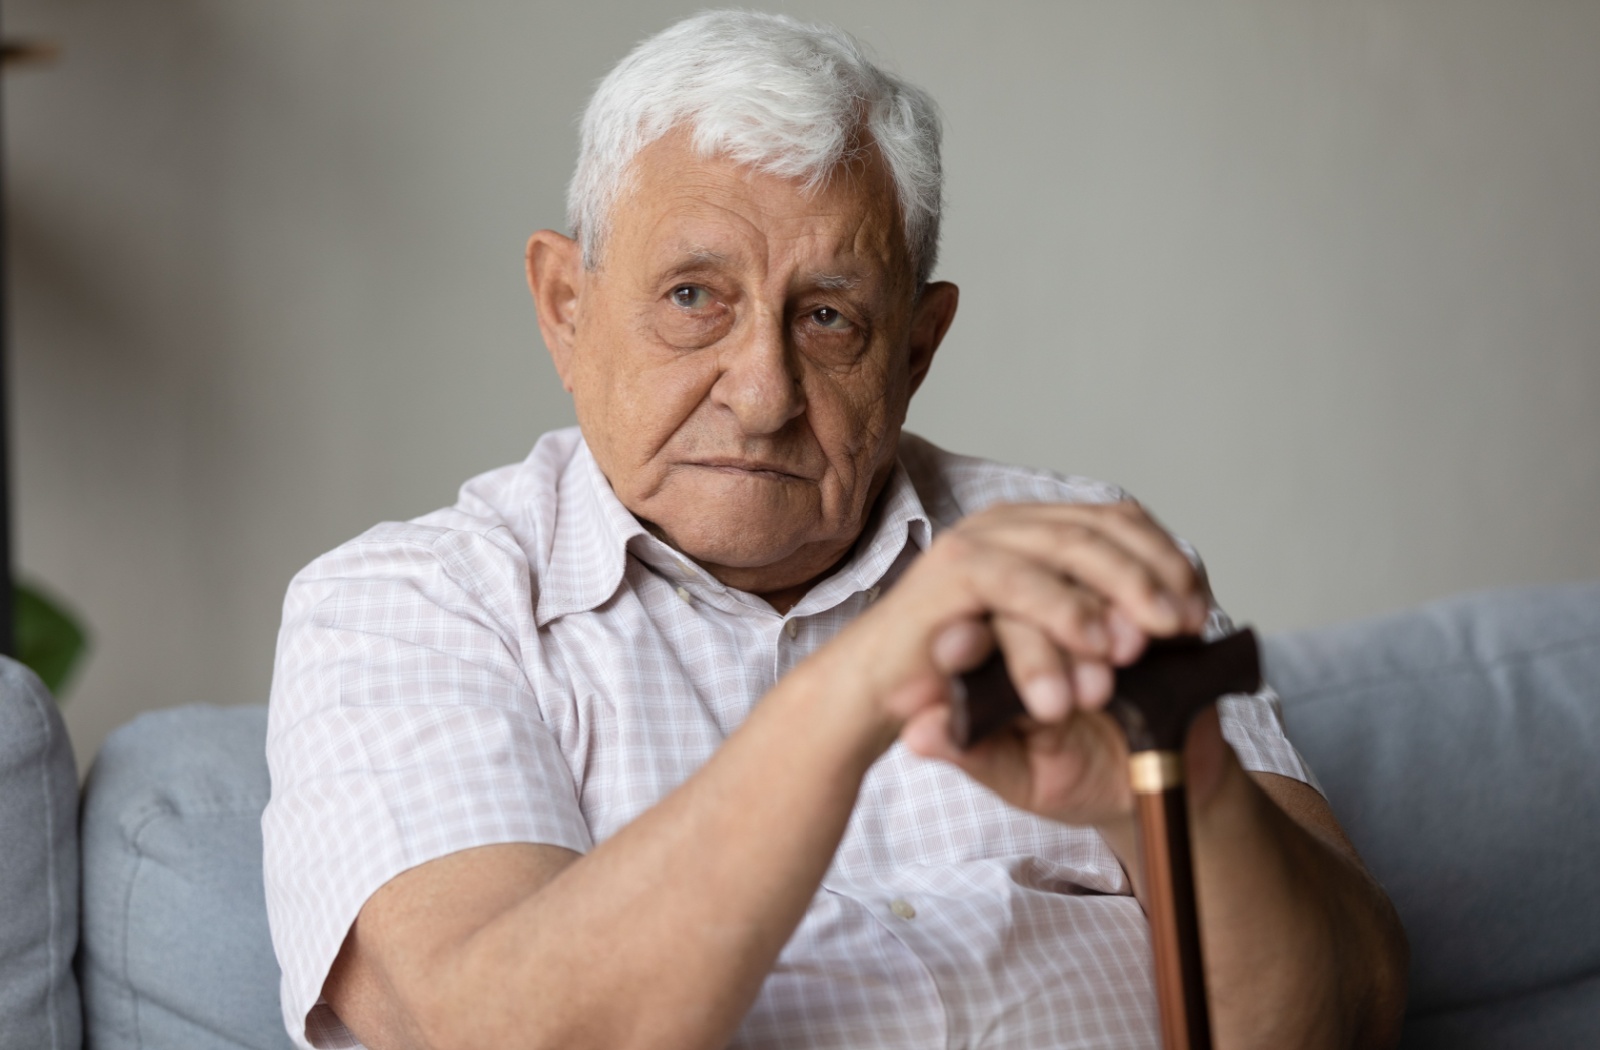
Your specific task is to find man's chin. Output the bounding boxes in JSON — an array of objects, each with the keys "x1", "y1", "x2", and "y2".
[
  {"x1": 630, "y1": 480, "x2": 857, "y2": 587},
  {"x1": 666, "y1": 530, "x2": 805, "y2": 574},
  {"x1": 649, "y1": 516, "x2": 847, "y2": 589}
]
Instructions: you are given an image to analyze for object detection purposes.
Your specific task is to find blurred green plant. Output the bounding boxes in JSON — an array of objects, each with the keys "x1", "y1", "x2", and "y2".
[{"x1": 15, "y1": 580, "x2": 88, "y2": 698}]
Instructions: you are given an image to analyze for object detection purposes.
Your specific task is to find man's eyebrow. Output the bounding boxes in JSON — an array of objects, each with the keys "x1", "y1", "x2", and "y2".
[
  {"x1": 674, "y1": 247, "x2": 733, "y2": 268},
  {"x1": 651, "y1": 247, "x2": 734, "y2": 286},
  {"x1": 659, "y1": 249, "x2": 870, "y2": 291}
]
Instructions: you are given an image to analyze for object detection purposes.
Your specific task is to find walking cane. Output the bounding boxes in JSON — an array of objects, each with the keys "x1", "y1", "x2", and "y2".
[{"x1": 952, "y1": 629, "x2": 1263, "y2": 1050}]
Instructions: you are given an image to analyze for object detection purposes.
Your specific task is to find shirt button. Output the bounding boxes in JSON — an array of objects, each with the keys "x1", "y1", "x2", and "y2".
[
  {"x1": 675, "y1": 586, "x2": 693, "y2": 604},
  {"x1": 889, "y1": 898, "x2": 916, "y2": 920},
  {"x1": 785, "y1": 620, "x2": 799, "y2": 640}
]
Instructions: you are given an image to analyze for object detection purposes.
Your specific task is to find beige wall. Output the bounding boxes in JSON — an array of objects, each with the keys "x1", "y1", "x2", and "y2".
[{"x1": 7, "y1": 0, "x2": 1598, "y2": 769}]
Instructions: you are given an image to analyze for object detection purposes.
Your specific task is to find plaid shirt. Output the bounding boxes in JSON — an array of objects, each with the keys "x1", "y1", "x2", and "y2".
[{"x1": 264, "y1": 427, "x2": 1314, "y2": 1049}]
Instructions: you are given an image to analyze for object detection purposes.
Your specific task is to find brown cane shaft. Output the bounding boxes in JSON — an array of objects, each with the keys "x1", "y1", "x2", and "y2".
[{"x1": 1136, "y1": 782, "x2": 1213, "y2": 1050}]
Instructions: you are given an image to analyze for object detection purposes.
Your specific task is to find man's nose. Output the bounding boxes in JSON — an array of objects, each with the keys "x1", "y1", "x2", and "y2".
[{"x1": 710, "y1": 315, "x2": 806, "y2": 435}]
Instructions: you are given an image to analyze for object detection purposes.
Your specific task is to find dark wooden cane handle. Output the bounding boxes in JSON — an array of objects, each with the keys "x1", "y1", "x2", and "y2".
[
  {"x1": 948, "y1": 644, "x2": 1028, "y2": 747},
  {"x1": 949, "y1": 629, "x2": 1261, "y2": 750}
]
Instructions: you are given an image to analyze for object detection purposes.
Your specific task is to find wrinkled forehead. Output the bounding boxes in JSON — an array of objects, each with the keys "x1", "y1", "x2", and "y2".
[{"x1": 611, "y1": 128, "x2": 916, "y2": 291}]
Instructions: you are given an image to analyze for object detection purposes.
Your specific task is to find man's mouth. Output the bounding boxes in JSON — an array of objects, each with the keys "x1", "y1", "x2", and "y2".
[{"x1": 691, "y1": 459, "x2": 807, "y2": 482}]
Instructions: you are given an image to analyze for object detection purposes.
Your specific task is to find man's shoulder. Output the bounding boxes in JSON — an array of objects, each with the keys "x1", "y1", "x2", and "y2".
[
  {"x1": 288, "y1": 427, "x2": 587, "y2": 596},
  {"x1": 899, "y1": 432, "x2": 1130, "y2": 527}
]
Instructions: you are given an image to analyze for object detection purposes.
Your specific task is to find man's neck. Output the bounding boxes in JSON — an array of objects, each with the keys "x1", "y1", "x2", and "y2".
[{"x1": 642, "y1": 469, "x2": 899, "y2": 616}]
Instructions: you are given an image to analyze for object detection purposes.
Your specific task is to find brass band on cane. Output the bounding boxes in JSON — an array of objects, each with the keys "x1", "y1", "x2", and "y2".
[{"x1": 1129, "y1": 750, "x2": 1184, "y2": 793}]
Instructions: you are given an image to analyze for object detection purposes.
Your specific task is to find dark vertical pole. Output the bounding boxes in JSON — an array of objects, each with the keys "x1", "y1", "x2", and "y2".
[{"x1": 0, "y1": 12, "x2": 15, "y2": 658}]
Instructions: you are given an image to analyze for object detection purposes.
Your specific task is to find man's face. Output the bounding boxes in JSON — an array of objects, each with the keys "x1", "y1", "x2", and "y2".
[{"x1": 530, "y1": 130, "x2": 957, "y2": 604}]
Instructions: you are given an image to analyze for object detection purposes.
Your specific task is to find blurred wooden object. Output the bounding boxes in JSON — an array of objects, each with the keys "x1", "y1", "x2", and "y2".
[{"x1": 3, "y1": 40, "x2": 59, "y2": 68}]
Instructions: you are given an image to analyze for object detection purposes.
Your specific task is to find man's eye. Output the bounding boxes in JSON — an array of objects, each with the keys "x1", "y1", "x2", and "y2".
[
  {"x1": 810, "y1": 306, "x2": 851, "y2": 331},
  {"x1": 671, "y1": 285, "x2": 710, "y2": 309}
]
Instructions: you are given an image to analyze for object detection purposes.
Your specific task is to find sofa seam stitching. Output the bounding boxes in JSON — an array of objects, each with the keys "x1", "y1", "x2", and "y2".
[
  {"x1": 27, "y1": 680, "x2": 64, "y2": 1050},
  {"x1": 120, "y1": 805, "x2": 174, "y2": 1049},
  {"x1": 115, "y1": 803, "x2": 273, "y2": 1049},
  {"x1": 1415, "y1": 964, "x2": 1600, "y2": 1018},
  {"x1": 1279, "y1": 633, "x2": 1600, "y2": 706}
]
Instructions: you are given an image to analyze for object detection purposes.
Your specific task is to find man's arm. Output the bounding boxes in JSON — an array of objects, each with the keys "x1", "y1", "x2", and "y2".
[
  {"x1": 899, "y1": 506, "x2": 1409, "y2": 1049},
  {"x1": 322, "y1": 645, "x2": 897, "y2": 1050},
  {"x1": 324, "y1": 501, "x2": 1406, "y2": 1050},
  {"x1": 1213, "y1": 771, "x2": 1409, "y2": 1049},
  {"x1": 1099, "y1": 745, "x2": 1407, "y2": 1048}
]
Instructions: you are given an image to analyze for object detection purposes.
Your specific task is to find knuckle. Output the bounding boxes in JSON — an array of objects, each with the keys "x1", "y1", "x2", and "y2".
[
  {"x1": 998, "y1": 624, "x2": 1059, "y2": 670},
  {"x1": 1127, "y1": 568, "x2": 1165, "y2": 600},
  {"x1": 1049, "y1": 521, "x2": 1095, "y2": 548},
  {"x1": 968, "y1": 502, "x2": 1021, "y2": 527},
  {"x1": 1160, "y1": 552, "x2": 1200, "y2": 589},
  {"x1": 1049, "y1": 592, "x2": 1101, "y2": 634},
  {"x1": 1048, "y1": 611, "x2": 1086, "y2": 645},
  {"x1": 928, "y1": 529, "x2": 977, "y2": 565}
]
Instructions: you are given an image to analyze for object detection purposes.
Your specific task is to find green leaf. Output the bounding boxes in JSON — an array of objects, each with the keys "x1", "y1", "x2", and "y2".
[{"x1": 15, "y1": 581, "x2": 89, "y2": 699}]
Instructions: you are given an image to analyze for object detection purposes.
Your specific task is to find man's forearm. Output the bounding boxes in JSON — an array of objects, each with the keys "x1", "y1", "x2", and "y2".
[
  {"x1": 338, "y1": 658, "x2": 896, "y2": 1050},
  {"x1": 1100, "y1": 762, "x2": 1408, "y2": 1049}
]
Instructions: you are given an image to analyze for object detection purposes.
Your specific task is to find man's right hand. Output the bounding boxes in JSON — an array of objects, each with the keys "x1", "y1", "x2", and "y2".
[{"x1": 809, "y1": 499, "x2": 1214, "y2": 825}]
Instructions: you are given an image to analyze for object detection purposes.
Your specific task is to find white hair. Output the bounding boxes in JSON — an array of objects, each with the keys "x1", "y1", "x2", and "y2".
[{"x1": 567, "y1": 9, "x2": 944, "y2": 286}]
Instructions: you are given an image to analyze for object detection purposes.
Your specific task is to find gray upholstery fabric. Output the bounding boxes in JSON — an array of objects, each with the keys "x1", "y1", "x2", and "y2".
[
  {"x1": 0, "y1": 657, "x2": 82, "y2": 1050},
  {"x1": 78, "y1": 704, "x2": 292, "y2": 1050},
  {"x1": 1263, "y1": 581, "x2": 1600, "y2": 1048}
]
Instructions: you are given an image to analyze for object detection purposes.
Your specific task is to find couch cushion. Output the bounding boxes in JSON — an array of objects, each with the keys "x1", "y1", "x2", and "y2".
[
  {"x1": 79, "y1": 704, "x2": 292, "y2": 1050},
  {"x1": 1262, "y1": 582, "x2": 1600, "y2": 1039},
  {"x1": 1397, "y1": 969, "x2": 1600, "y2": 1050},
  {"x1": 0, "y1": 657, "x2": 81, "y2": 1050}
]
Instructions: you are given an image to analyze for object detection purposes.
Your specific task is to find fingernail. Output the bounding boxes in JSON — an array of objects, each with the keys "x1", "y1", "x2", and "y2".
[
  {"x1": 932, "y1": 619, "x2": 989, "y2": 671},
  {"x1": 1107, "y1": 611, "x2": 1145, "y2": 664},
  {"x1": 1022, "y1": 675, "x2": 1072, "y2": 721},
  {"x1": 1072, "y1": 662, "x2": 1113, "y2": 708}
]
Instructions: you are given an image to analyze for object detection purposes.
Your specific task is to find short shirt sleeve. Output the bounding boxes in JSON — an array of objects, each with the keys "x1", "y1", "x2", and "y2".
[
  {"x1": 262, "y1": 523, "x2": 592, "y2": 1049},
  {"x1": 1204, "y1": 605, "x2": 1323, "y2": 793}
]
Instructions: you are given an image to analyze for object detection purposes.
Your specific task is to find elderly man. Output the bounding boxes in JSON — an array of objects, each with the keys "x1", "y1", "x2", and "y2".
[{"x1": 265, "y1": 10, "x2": 1406, "y2": 1050}]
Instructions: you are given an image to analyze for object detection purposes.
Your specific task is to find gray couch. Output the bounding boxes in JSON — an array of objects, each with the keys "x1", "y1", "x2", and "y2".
[{"x1": 5, "y1": 583, "x2": 1600, "y2": 1049}]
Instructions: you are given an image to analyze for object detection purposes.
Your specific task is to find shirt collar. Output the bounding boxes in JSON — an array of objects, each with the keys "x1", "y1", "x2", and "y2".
[
  {"x1": 534, "y1": 440, "x2": 648, "y2": 625},
  {"x1": 787, "y1": 459, "x2": 932, "y2": 617},
  {"x1": 534, "y1": 437, "x2": 934, "y2": 625}
]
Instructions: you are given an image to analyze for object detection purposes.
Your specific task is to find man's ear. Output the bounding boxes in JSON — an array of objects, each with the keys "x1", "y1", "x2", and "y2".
[
  {"x1": 526, "y1": 230, "x2": 583, "y2": 392},
  {"x1": 906, "y1": 281, "x2": 959, "y2": 397}
]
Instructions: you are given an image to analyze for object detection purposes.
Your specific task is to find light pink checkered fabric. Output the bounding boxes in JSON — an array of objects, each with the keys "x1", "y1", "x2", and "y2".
[{"x1": 264, "y1": 427, "x2": 1314, "y2": 1050}]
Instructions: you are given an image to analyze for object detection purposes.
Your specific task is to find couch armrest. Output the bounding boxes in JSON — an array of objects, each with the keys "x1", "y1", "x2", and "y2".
[
  {"x1": 1264, "y1": 582, "x2": 1600, "y2": 1046},
  {"x1": 0, "y1": 657, "x2": 81, "y2": 1050},
  {"x1": 79, "y1": 704, "x2": 292, "y2": 1050}
]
